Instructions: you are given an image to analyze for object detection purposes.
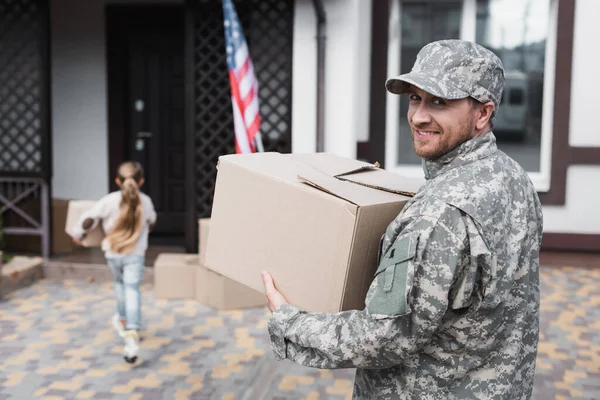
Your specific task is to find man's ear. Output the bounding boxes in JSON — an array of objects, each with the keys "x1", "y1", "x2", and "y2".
[
  {"x1": 115, "y1": 178, "x2": 121, "y2": 187},
  {"x1": 476, "y1": 102, "x2": 495, "y2": 130}
]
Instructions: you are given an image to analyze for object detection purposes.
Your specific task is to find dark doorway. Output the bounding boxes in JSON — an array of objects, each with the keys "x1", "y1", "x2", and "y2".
[{"x1": 106, "y1": 5, "x2": 186, "y2": 244}]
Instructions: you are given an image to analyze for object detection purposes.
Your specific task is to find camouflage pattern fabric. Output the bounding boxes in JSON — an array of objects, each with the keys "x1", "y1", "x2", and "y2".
[
  {"x1": 385, "y1": 40, "x2": 505, "y2": 116},
  {"x1": 268, "y1": 132, "x2": 543, "y2": 399}
]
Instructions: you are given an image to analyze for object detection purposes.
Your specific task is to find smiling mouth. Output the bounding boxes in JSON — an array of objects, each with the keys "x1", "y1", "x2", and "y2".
[{"x1": 414, "y1": 129, "x2": 440, "y2": 137}]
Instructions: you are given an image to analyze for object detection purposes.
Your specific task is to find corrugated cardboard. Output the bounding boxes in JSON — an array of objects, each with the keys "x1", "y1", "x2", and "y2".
[
  {"x1": 154, "y1": 253, "x2": 197, "y2": 300},
  {"x1": 65, "y1": 200, "x2": 105, "y2": 247},
  {"x1": 198, "y1": 218, "x2": 210, "y2": 264},
  {"x1": 196, "y1": 265, "x2": 265, "y2": 310},
  {"x1": 153, "y1": 252, "x2": 263, "y2": 308},
  {"x1": 52, "y1": 199, "x2": 75, "y2": 254},
  {"x1": 196, "y1": 220, "x2": 264, "y2": 309},
  {"x1": 205, "y1": 152, "x2": 421, "y2": 313}
]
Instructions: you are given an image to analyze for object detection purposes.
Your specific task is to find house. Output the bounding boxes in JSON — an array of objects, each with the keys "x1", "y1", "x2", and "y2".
[{"x1": 0, "y1": 0, "x2": 598, "y2": 258}]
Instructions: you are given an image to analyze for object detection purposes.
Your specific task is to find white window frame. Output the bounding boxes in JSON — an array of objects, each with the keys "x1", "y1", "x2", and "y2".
[{"x1": 385, "y1": 0, "x2": 558, "y2": 192}]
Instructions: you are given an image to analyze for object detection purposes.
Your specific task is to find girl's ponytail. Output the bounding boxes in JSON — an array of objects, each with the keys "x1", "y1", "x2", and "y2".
[{"x1": 106, "y1": 162, "x2": 144, "y2": 254}]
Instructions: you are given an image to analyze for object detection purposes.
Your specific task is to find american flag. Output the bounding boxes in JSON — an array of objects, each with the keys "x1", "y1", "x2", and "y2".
[{"x1": 223, "y1": 0, "x2": 263, "y2": 154}]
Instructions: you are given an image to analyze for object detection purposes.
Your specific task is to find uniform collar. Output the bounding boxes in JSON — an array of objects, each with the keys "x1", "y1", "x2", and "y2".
[{"x1": 422, "y1": 131, "x2": 497, "y2": 180}]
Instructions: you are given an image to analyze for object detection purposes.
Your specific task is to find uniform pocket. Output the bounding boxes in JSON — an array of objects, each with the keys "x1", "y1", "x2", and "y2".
[{"x1": 366, "y1": 233, "x2": 418, "y2": 318}]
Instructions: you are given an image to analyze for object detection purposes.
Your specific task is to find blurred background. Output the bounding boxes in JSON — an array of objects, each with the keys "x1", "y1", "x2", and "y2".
[
  {"x1": 1, "y1": 0, "x2": 598, "y2": 256},
  {"x1": 0, "y1": 1, "x2": 598, "y2": 399}
]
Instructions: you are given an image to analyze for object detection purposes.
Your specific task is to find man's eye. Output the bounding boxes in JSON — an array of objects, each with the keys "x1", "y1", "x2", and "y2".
[
  {"x1": 432, "y1": 98, "x2": 446, "y2": 106},
  {"x1": 409, "y1": 94, "x2": 420, "y2": 101}
]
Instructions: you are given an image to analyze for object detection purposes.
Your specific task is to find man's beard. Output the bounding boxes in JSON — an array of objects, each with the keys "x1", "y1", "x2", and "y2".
[{"x1": 412, "y1": 115, "x2": 476, "y2": 160}]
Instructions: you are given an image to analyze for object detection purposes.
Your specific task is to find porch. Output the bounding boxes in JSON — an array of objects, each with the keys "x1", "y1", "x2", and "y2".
[{"x1": 0, "y1": 0, "x2": 295, "y2": 257}]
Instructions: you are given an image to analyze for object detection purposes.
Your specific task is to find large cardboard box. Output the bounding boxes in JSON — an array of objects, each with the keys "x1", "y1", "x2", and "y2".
[
  {"x1": 196, "y1": 265, "x2": 265, "y2": 310},
  {"x1": 154, "y1": 253, "x2": 197, "y2": 300},
  {"x1": 205, "y1": 153, "x2": 421, "y2": 313},
  {"x1": 65, "y1": 200, "x2": 105, "y2": 247},
  {"x1": 197, "y1": 220, "x2": 264, "y2": 309}
]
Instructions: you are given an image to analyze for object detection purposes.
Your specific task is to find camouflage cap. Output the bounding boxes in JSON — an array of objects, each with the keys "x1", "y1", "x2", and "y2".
[{"x1": 386, "y1": 40, "x2": 505, "y2": 114}]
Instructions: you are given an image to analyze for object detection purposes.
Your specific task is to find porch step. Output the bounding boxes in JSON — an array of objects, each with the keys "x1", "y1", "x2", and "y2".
[
  {"x1": 0, "y1": 256, "x2": 44, "y2": 297},
  {"x1": 42, "y1": 261, "x2": 154, "y2": 284}
]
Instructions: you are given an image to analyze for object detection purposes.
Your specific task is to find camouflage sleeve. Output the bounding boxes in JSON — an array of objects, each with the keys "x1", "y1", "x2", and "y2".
[{"x1": 268, "y1": 207, "x2": 471, "y2": 369}]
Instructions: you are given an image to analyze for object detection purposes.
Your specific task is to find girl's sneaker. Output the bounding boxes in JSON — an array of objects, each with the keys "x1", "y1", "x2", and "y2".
[
  {"x1": 111, "y1": 314, "x2": 126, "y2": 338},
  {"x1": 123, "y1": 330, "x2": 139, "y2": 363}
]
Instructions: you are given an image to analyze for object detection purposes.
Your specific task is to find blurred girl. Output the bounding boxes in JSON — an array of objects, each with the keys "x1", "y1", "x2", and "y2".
[{"x1": 72, "y1": 161, "x2": 156, "y2": 363}]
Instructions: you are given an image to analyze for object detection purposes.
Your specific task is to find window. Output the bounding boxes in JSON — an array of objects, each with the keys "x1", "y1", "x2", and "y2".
[
  {"x1": 508, "y1": 88, "x2": 525, "y2": 105},
  {"x1": 385, "y1": 0, "x2": 557, "y2": 191}
]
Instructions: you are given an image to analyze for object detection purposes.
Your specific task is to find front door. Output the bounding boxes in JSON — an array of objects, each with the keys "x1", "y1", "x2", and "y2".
[{"x1": 107, "y1": 6, "x2": 186, "y2": 240}]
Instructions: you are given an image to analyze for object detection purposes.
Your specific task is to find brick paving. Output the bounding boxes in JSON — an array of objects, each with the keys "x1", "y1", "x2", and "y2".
[{"x1": 0, "y1": 263, "x2": 598, "y2": 399}]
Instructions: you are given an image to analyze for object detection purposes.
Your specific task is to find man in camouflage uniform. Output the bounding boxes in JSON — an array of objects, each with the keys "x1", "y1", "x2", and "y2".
[{"x1": 262, "y1": 40, "x2": 543, "y2": 399}]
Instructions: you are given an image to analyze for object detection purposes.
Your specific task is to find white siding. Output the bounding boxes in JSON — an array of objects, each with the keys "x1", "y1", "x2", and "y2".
[
  {"x1": 292, "y1": 0, "x2": 372, "y2": 157},
  {"x1": 291, "y1": 0, "x2": 317, "y2": 153},
  {"x1": 542, "y1": 0, "x2": 600, "y2": 234},
  {"x1": 568, "y1": 0, "x2": 600, "y2": 147},
  {"x1": 50, "y1": 0, "x2": 108, "y2": 200},
  {"x1": 543, "y1": 166, "x2": 600, "y2": 234}
]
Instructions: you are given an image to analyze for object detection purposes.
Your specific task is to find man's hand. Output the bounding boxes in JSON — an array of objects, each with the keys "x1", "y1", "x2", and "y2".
[
  {"x1": 262, "y1": 271, "x2": 289, "y2": 313},
  {"x1": 72, "y1": 237, "x2": 83, "y2": 247}
]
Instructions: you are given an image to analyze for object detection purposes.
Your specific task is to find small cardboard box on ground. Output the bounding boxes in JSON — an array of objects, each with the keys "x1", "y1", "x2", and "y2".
[
  {"x1": 154, "y1": 253, "x2": 197, "y2": 300},
  {"x1": 197, "y1": 218, "x2": 264, "y2": 310},
  {"x1": 64, "y1": 200, "x2": 105, "y2": 247},
  {"x1": 205, "y1": 152, "x2": 421, "y2": 313}
]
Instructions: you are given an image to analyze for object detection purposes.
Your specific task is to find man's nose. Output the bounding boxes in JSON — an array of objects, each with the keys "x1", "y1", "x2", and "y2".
[{"x1": 410, "y1": 104, "x2": 432, "y2": 126}]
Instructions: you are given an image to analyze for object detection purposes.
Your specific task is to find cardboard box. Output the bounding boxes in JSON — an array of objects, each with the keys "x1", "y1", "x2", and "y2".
[
  {"x1": 65, "y1": 200, "x2": 105, "y2": 247},
  {"x1": 154, "y1": 253, "x2": 197, "y2": 300},
  {"x1": 205, "y1": 152, "x2": 421, "y2": 313},
  {"x1": 52, "y1": 199, "x2": 75, "y2": 254},
  {"x1": 153, "y1": 252, "x2": 264, "y2": 308},
  {"x1": 196, "y1": 219, "x2": 264, "y2": 309},
  {"x1": 196, "y1": 265, "x2": 265, "y2": 310},
  {"x1": 198, "y1": 218, "x2": 210, "y2": 264}
]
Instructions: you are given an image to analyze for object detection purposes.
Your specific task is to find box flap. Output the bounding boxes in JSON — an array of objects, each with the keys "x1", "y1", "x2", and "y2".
[
  {"x1": 297, "y1": 165, "x2": 407, "y2": 206},
  {"x1": 297, "y1": 164, "x2": 420, "y2": 206},
  {"x1": 287, "y1": 153, "x2": 374, "y2": 176},
  {"x1": 219, "y1": 152, "x2": 418, "y2": 207},
  {"x1": 334, "y1": 166, "x2": 424, "y2": 197}
]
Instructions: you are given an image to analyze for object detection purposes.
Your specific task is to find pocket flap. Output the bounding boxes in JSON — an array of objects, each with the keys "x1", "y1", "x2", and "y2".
[{"x1": 375, "y1": 232, "x2": 418, "y2": 275}]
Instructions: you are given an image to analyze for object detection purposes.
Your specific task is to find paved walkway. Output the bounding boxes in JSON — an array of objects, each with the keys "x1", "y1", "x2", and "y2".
[{"x1": 0, "y1": 264, "x2": 598, "y2": 399}]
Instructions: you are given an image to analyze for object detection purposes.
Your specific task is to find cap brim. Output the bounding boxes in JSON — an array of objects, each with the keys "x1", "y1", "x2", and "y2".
[{"x1": 385, "y1": 72, "x2": 470, "y2": 100}]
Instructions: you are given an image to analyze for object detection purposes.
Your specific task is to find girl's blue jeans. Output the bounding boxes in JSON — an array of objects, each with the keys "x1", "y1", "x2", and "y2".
[{"x1": 106, "y1": 255, "x2": 145, "y2": 331}]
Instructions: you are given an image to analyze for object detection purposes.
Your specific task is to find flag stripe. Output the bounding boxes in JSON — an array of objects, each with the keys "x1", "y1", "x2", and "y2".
[
  {"x1": 244, "y1": 98, "x2": 260, "y2": 128},
  {"x1": 242, "y1": 86, "x2": 256, "y2": 109},
  {"x1": 238, "y1": 57, "x2": 251, "y2": 82},
  {"x1": 223, "y1": 0, "x2": 262, "y2": 154}
]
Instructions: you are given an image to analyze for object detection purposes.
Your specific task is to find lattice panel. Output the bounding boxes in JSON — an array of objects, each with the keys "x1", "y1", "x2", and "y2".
[
  {"x1": 0, "y1": 181, "x2": 41, "y2": 228},
  {"x1": 248, "y1": 0, "x2": 294, "y2": 153},
  {"x1": 0, "y1": 0, "x2": 48, "y2": 177},
  {"x1": 191, "y1": 0, "x2": 294, "y2": 218}
]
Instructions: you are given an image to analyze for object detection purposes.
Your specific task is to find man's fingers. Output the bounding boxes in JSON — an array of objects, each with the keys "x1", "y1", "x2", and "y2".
[
  {"x1": 262, "y1": 271, "x2": 289, "y2": 313},
  {"x1": 262, "y1": 271, "x2": 276, "y2": 294}
]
